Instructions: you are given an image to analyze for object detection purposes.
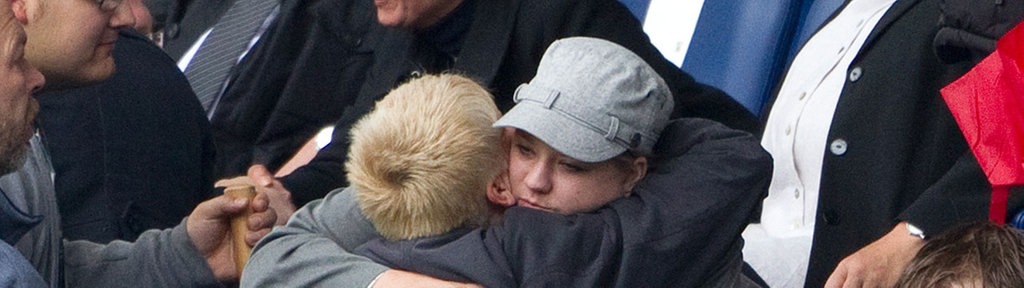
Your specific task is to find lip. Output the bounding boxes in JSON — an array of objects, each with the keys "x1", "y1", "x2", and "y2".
[
  {"x1": 517, "y1": 199, "x2": 552, "y2": 212},
  {"x1": 97, "y1": 32, "x2": 119, "y2": 47}
]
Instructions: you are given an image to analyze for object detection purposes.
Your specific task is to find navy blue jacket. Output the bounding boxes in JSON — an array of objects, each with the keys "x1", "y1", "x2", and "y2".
[{"x1": 36, "y1": 30, "x2": 215, "y2": 243}]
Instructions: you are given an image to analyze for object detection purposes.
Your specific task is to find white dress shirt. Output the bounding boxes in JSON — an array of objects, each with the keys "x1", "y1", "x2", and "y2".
[{"x1": 742, "y1": 0, "x2": 896, "y2": 287}]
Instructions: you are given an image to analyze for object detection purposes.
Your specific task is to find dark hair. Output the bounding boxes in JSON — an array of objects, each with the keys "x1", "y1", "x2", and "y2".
[{"x1": 895, "y1": 222, "x2": 1024, "y2": 288}]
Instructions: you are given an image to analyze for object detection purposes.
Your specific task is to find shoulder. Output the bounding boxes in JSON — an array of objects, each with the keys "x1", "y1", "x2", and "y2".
[{"x1": 0, "y1": 242, "x2": 46, "y2": 288}]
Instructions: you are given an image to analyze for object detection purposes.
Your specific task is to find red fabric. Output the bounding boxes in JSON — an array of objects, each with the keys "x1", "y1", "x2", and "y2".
[{"x1": 941, "y1": 22, "x2": 1024, "y2": 223}]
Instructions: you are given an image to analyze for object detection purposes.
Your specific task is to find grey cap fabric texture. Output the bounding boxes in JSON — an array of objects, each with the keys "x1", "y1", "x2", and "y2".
[{"x1": 493, "y1": 37, "x2": 674, "y2": 162}]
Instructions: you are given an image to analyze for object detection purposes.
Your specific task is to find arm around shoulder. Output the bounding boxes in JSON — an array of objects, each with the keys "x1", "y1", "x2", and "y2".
[{"x1": 241, "y1": 187, "x2": 388, "y2": 287}]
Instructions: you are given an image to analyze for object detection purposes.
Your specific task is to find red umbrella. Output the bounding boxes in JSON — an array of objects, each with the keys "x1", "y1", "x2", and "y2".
[{"x1": 941, "y1": 21, "x2": 1024, "y2": 224}]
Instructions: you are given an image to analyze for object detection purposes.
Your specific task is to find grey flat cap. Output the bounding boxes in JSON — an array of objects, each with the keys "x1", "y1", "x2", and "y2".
[{"x1": 494, "y1": 37, "x2": 673, "y2": 162}]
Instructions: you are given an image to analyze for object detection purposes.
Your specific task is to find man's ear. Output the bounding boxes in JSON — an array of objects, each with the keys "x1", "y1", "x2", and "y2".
[
  {"x1": 486, "y1": 171, "x2": 515, "y2": 207},
  {"x1": 11, "y1": 0, "x2": 29, "y2": 24},
  {"x1": 622, "y1": 156, "x2": 648, "y2": 197}
]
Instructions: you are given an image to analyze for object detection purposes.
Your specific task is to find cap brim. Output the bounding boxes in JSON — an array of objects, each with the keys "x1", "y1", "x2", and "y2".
[{"x1": 494, "y1": 102, "x2": 624, "y2": 163}]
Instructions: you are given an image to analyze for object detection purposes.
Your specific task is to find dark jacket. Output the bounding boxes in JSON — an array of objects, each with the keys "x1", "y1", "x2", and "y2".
[
  {"x1": 281, "y1": 0, "x2": 760, "y2": 206},
  {"x1": 159, "y1": 0, "x2": 234, "y2": 60},
  {"x1": 357, "y1": 118, "x2": 771, "y2": 288},
  {"x1": 933, "y1": 0, "x2": 1024, "y2": 63},
  {"x1": 760, "y1": 0, "x2": 990, "y2": 286},
  {"x1": 208, "y1": 0, "x2": 376, "y2": 177},
  {"x1": 36, "y1": 30, "x2": 215, "y2": 243}
]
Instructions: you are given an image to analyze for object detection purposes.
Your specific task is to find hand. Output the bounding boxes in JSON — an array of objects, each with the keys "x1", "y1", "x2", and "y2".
[
  {"x1": 824, "y1": 222, "x2": 925, "y2": 288},
  {"x1": 185, "y1": 192, "x2": 277, "y2": 281},
  {"x1": 248, "y1": 164, "x2": 297, "y2": 225},
  {"x1": 372, "y1": 270, "x2": 482, "y2": 288}
]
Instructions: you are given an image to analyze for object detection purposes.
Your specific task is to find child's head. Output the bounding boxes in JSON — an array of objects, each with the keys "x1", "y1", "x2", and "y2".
[
  {"x1": 895, "y1": 222, "x2": 1024, "y2": 288},
  {"x1": 490, "y1": 37, "x2": 674, "y2": 214},
  {"x1": 346, "y1": 74, "x2": 503, "y2": 240}
]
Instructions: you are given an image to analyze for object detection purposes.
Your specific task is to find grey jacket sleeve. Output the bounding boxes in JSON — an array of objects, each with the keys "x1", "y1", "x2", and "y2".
[
  {"x1": 63, "y1": 220, "x2": 222, "y2": 288},
  {"x1": 0, "y1": 241, "x2": 46, "y2": 288},
  {"x1": 241, "y1": 187, "x2": 388, "y2": 287}
]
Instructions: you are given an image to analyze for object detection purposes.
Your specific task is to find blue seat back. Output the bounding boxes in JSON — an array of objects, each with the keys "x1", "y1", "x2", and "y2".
[
  {"x1": 680, "y1": 0, "x2": 843, "y2": 115},
  {"x1": 617, "y1": 0, "x2": 652, "y2": 22}
]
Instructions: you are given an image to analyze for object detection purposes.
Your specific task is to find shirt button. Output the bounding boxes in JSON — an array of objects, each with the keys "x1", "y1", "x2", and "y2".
[
  {"x1": 785, "y1": 126, "x2": 793, "y2": 136},
  {"x1": 798, "y1": 92, "x2": 807, "y2": 101},
  {"x1": 794, "y1": 188, "x2": 801, "y2": 199},
  {"x1": 849, "y1": 67, "x2": 863, "y2": 82},
  {"x1": 838, "y1": 46, "x2": 845, "y2": 54},
  {"x1": 830, "y1": 139, "x2": 848, "y2": 155}
]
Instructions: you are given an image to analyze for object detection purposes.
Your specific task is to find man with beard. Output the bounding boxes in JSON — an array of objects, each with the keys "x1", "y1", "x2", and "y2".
[{"x1": 0, "y1": 1, "x2": 46, "y2": 285}]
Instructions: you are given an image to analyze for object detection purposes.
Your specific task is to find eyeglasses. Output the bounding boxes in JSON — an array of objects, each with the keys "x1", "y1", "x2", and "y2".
[{"x1": 93, "y1": 0, "x2": 123, "y2": 12}]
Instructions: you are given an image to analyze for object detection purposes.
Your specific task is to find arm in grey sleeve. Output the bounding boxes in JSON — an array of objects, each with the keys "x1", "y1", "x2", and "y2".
[
  {"x1": 63, "y1": 220, "x2": 222, "y2": 288},
  {"x1": 241, "y1": 187, "x2": 388, "y2": 287}
]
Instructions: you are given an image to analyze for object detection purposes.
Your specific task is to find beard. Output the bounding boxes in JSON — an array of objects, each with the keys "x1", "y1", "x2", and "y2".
[{"x1": 0, "y1": 99, "x2": 38, "y2": 175}]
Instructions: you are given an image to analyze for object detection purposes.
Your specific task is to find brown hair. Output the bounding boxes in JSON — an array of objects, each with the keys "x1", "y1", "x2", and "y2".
[
  {"x1": 895, "y1": 222, "x2": 1024, "y2": 288},
  {"x1": 346, "y1": 74, "x2": 503, "y2": 240}
]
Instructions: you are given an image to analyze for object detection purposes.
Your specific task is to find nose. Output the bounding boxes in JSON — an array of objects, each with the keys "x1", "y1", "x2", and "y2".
[
  {"x1": 27, "y1": 66, "x2": 45, "y2": 94},
  {"x1": 110, "y1": 0, "x2": 136, "y2": 29},
  {"x1": 523, "y1": 161, "x2": 552, "y2": 195}
]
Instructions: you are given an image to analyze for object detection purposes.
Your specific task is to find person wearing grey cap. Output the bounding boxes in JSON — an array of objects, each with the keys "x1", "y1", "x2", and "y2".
[{"x1": 244, "y1": 37, "x2": 771, "y2": 288}]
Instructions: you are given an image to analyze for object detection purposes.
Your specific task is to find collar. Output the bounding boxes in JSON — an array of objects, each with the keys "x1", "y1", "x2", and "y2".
[{"x1": 0, "y1": 187, "x2": 42, "y2": 245}]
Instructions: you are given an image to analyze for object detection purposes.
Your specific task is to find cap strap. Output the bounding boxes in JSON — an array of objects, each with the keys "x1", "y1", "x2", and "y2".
[
  {"x1": 514, "y1": 83, "x2": 655, "y2": 151},
  {"x1": 605, "y1": 117, "x2": 620, "y2": 141}
]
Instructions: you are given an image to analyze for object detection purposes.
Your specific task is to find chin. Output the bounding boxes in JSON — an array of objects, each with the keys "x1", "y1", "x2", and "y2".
[
  {"x1": 376, "y1": 15, "x2": 402, "y2": 27},
  {"x1": 0, "y1": 139, "x2": 30, "y2": 176},
  {"x1": 74, "y1": 62, "x2": 116, "y2": 87}
]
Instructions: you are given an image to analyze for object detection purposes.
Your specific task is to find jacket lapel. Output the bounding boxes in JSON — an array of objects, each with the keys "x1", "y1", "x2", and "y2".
[
  {"x1": 355, "y1": 26, "x2": 413, "y2": 108},
  {"x1": 860, "y1": 0, "x2": 920, "y2": 55},
  {"x1": 453, "y1": 0, "x2": 520, "y2": 87}
]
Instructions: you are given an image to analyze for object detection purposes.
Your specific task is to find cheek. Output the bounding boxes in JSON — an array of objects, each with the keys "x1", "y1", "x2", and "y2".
[
  {"x1": 505, "y1": 161, "x2": 530, "y2": 194},
  {"x1": 26, "y1": 18, "x2": 97, "y2": 71}
]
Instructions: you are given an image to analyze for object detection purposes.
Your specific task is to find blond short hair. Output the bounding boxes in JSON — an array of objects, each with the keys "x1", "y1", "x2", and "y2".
[{"x1": 346, "y1": 74, "x2": 503, "y2": 240}]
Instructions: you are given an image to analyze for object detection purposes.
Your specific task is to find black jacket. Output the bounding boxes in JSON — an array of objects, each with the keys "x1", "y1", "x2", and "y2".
[
  {"x1": 760, "y1": 0, "x2": 990, "y2": 286},
  {"x1": 159, "y1": 0, "x2": 234, "y2": 60},
  {"x1": 208, "y1": 0, "x2": 376, "y2": 178},
  {"x1": 36, "y1": 30, "x2": 215, "y2": 243},
  {"x1": 934, "y1": 0, "x2": 1024, "y2": 63}
]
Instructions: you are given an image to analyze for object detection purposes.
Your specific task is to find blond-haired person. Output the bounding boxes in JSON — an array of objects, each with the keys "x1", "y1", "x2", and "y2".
[{"x1": 347, "y1": 73, "x2": 504, "y2": 240}]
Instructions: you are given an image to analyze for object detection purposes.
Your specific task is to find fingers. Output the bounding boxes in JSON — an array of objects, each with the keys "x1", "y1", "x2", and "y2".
[
  {"x1": 244, "y1": 192, "x2": 276, "y2": 246},
  {"x1": 248, "y1": 164, "x2": 275, "y2": 187},
  {"x1": 247, "y1": 206, "x2": 276, "y2": 231},
  {"x1": 824, "y1": 263, "x2": 847, "y2": 288},
  {"x1": 251, "y1": 191, "x2": 270, "y2": 212},
  {"x1": 185, "y1": 195, "x2": 249, "y2": 255},
  {"x1": 245, "y1": 212, "x2": 274, "y2": 246},
  {"x1": 195, "y1": 195, "x2": 248, "y2": 220}
]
